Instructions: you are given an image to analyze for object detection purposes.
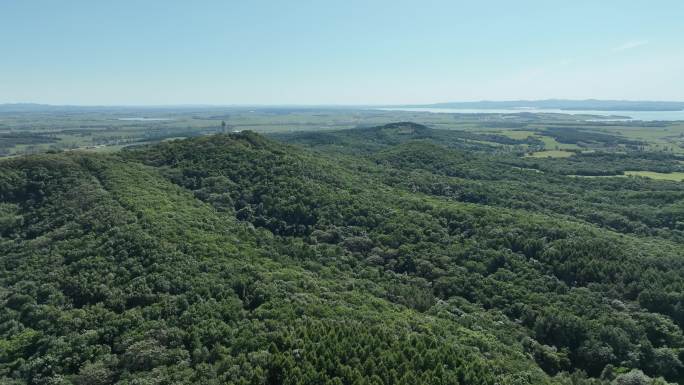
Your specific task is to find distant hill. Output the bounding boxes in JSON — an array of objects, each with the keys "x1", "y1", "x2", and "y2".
[
  {"x1": 3, "y1": 100, "x2": 684, "y2": 112},
  {"x1": 403, "y1": 99, "x2": 684, "y2": 111}
]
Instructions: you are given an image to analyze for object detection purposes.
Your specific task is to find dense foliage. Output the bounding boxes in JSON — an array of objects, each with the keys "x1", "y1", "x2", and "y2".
[
  {"x1": 1, "y1": 123, "x2": 683, "y2": 384},
  {"x1": 540, "y1": 127, "x2": 641, "y2": 148}
]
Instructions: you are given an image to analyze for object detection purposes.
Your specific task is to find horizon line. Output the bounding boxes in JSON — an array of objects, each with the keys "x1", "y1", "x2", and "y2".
[{"x1": 2, "y1": 98, "x2": 684, "y2": 108}]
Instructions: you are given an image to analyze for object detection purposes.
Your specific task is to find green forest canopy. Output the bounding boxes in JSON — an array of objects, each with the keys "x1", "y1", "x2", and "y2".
[{"x1": 1, "y1": 123, "x2": 683, "y2": 384}]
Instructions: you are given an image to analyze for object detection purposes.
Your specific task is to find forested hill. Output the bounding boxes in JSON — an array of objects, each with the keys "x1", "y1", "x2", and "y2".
[{"x1": 1, "y1": 125, "x2": 683, "y2": 384}]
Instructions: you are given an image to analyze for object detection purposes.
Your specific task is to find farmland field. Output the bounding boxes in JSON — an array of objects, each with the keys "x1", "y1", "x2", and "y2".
[
  {"x1": 526, "y1": 150, "x2": 575, "y2": 158},
  {"x1": 624, "y1": 170, "x2": 684, "y2": 181}
]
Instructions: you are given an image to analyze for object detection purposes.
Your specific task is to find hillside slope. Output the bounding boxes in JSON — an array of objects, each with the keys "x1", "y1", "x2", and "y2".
[{"x1": 1, "y1": 126, "x2": 683, "y2": 384}]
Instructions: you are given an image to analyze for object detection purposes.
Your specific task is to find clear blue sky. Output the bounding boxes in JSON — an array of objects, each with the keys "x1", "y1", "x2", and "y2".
[{"x1": 2, "y1": 0, "x2": 683, "y2": 105}]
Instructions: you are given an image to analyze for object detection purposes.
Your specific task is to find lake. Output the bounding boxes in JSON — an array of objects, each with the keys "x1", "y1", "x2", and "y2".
[
  {"x1": 118, "y1": 117, "x2": 174, "y2": 121},
  {"x1": 376, "y1": 108, "x2": 684, "y2": 122}
]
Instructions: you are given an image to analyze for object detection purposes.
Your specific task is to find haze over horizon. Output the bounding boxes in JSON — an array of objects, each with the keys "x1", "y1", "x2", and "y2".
[
  {"x1": 3, "y1": 98, "x2": 684, "y2": 108},
  {"x1": 2, "y1": 0, "x2": 683, "y2": 105}
]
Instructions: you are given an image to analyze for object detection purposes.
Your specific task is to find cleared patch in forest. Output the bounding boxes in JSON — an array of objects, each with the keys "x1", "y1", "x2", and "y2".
[
  {"x1": 525, "y1": 150, "x2": 575, "y2": 158},
  {"x1": 624, "y1": 171, "x2": 684, "y2": 181}
]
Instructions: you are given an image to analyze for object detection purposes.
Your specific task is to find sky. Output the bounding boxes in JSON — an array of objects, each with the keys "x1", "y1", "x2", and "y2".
[{"x1": 1, "y1": 0, "x2": 683, "y2": 105}]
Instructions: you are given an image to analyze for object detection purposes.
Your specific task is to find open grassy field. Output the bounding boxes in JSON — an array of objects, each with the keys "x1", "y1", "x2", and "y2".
[
  {"x1": 624, "y1": 170, "x2": 684, "y2": 181},
  {"x1": 568, "y1": 174, "x2": 627, "y2": 179},
  {"x1": 601, "y1": 123, "x2": 684, "y2": 154},
  {"x1": 497, "y1": 129, "x2": 581, "y2": 150},
  {"x1": 498, "y1": 130, "x2": 537, "y2": 139},
  {"x1": 568, "y1": 171, "x2": 684, "y2": 181},
  {"x1": 525, "y1": 150, "x2": 575, "y2": 158},
  {"x1": 536, "y1": 135, "x2": 582, "y2": 150}
]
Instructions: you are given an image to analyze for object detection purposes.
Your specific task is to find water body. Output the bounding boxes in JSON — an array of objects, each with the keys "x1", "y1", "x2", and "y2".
[
  {"x1": 118, "y1": 117, "x2": 174, "y2": 121},
  {"x1": 376, "y1": 108, "x2": 684, "y2": 122}
]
